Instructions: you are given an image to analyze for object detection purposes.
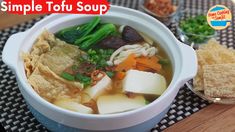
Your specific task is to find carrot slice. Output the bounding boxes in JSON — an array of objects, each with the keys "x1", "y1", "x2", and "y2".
[
  {"x1": 136, "y1": 56, "x2": 162, "y2": 72},
  {"x1": 115, "y1": 72, "x2": 126, "y2": 80},
  {"x1": 115, "y1": 54, "x2": 162, "y2": 73},
  {"x1": 115, "y1": 54, "x2": 136, "y2": 72},
  {"x1": 136, "y1": 56, "x2": 159, "y2": 64},
  {"x1": 136, "y1": 64, "x2": 151, "y2": 71}
]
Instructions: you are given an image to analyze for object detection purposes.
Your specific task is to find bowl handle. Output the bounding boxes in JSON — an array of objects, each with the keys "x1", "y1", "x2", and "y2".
[
  {"x1": 2, "y1": 32, "x2": 27, "y2": 70},
  {"x1": 178, "y1": 42, "x2": 198, "y2": 85}
]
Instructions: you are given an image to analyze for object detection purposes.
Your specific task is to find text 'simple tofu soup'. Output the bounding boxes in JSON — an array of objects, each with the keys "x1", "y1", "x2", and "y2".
[{"x1": 22, "y1": 17, "x2": 173, "y2": 114}]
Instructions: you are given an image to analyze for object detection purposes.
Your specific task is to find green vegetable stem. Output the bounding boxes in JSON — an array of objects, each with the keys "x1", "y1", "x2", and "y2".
[
  {"x1": 75, "y1": 73, "x2": 92, "y2": 87},
  {"x1": 75, "y1": 23, "x2": 117, "y2": 50},
  {"x1": 61, "y1": 71, "x2": 92, "y2": 87},
  {"x1": 55, "y1": 16, "x2": 101, "y2": 44},
  {"x1": 61, "y1": 72, "x2": 75, "y2": 81}
]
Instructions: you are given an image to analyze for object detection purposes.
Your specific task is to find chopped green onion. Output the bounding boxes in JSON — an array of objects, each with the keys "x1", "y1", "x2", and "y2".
[
  {"x1": 106, "y1": 71, "x2": 115, "y2": 78},
  {"x1": 61, "y1": 72, "x2": 75, "y2": 81},
  {"x1": 75, "y1": 73, "x2": 91, "y2": 87},
  {"x1": 71, "y1": 65, "x2": 78, "y2": 71},
  {"x1": 159, "y1": 59, "x2": 170, "y2": 65},
  {"x1": 145, "y1": 100, "x2": 150, "y2": 105},
  {"x1": 80, "y1": 49, "x2": 114, "y2": 69}
]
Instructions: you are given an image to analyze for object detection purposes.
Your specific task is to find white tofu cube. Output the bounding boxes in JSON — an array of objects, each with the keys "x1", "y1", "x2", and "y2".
[
  {"x1": 123, "y1": 70, "x2": 167, "y2": 96},
  {"x1": 97, "y1": 94, "x2": 146, "y2": 114},
  {"x1": 85, "y1": 75, "x2": 112, "y2": 100},
  {"x1": 54, "y1": 99, "x2": 93, "y2": 114}
]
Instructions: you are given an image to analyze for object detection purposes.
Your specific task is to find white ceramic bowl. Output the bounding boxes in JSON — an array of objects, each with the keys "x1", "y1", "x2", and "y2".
[{"x1": 2, "y1": 6, "x2": 197, "y2": 132}]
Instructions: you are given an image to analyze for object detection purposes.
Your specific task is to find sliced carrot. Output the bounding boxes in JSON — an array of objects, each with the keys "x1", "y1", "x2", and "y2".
[
  {"x1": 115, "y1": 72, "x2": 126, "y2": 80},
  {"x1": 115, "y1": 53, "x2": 136, "y2": 72},
  {"x1": 136, "y1": 56, "x2": 159, "y2": 64},
  {"x1": 136, "y1": 56, "x2": 162, "y2": 72},
  {"x1": 138, "y1": 62, "x2": 161, "y2": 72},
  {"x1": 115, "y1": 54, "x2": 162, "y2": 73},
  {"x1": 136, "y1": 64, "x2": 151, "y2": 71},
  {"x1": 151, "y1": 56, "x2": 159, "y2": 63}
]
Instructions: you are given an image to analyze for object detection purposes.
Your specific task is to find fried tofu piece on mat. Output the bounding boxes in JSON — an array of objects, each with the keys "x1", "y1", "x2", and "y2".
[
  {"x1": 193, "y1": 39, "x2": 235, "y2": 91},
  {"x1": 203, "y1": 63, "x2": 235, "y2": 98},
  {"x1": 194, "y1": 50, "x2": 222, "y2": 91}
]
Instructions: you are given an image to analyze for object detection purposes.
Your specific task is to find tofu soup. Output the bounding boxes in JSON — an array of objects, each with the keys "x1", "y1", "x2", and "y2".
[{"x1": 23, "y1": 17, "x2": 173, "y2": 114}]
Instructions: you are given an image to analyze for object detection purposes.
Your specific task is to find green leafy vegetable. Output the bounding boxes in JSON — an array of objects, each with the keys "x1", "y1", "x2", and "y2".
[
  {"x1": 61, "y1": 71, "x2": 91, "y2": 87},
  {"x1": 106, "y1": 71, "x2": 115, "y2": 78},
  {"x1": 75, "y1": 24, "x2": 117, "y2": 50},
  {"x1": 55, "y1": 16, "x2": 101, "y2": 43},
  {"x1": 61, "y1": 72, "x2": 75, "y2": 81},
  {"x1": 145, "y1": 100, "x2": 150, "y2": 105},
  {"x1": 55, "y1": 25, "x2": 81, "y2": 44},
  {"x1": 179, "y1": 15, "x2": 215, "y2": 43},
  {"x1": 158, "y1": 58, "x2": 170, "y2": 65},
  {"x1": 75, "y1": 73, "x2": 92, "y2": 87}
]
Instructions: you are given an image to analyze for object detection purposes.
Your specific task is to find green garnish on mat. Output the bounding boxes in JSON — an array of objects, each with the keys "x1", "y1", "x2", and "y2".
[{"x1": 179, "y1": 15, "x2": 215, "y2": 43}]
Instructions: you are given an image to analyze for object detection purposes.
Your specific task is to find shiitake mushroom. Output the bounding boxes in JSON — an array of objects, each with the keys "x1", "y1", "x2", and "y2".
[
  {"x1": 97, "y1": 26, "x2": 144, "y2": 49},
  {"x1": 97, "y1": 36, "x2": 127, "y2": 49},
  {"x1": 122, "y1": 26, "x2": 144, "y2": 43}
]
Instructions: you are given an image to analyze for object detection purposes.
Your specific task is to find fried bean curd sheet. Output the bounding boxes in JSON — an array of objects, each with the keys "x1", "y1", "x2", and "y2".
[
  {"x1": 28, "y1": 63, "x2": 83, "y2": 102},
  {"x1": 23, "y1": 30, "x2": 84, "y2": 101},
  {"x1": 38, "y1": 42, "x2": 83, "y2": 75},
  {"x1": 22, "y1": 30, "x2": 83, "y2": 76},
  {"x1": 203, "y1": 64, "x2": 235, "y2": 98},
  {"x1": 22, "y1": 31, "x2": 52, "y2": 77},
  {"x1": 193, "y1": 39, "x2": 235, "y2": 91}
]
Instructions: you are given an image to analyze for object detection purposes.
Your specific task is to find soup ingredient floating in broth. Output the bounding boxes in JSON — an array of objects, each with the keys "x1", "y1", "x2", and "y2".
[
  {"x1": 54, "y1": 98, "x2": 93, "y2": 114},
  {"x1": 122, "y1": 26, "x2": 144, "y2": 43},
  {"x1": 23, "y1": 17, "x2": 172, "y2": 114},
  {"x1": 113, "y1": 54, "x2": 162, "y2": 73},
  {"x1": 97, "y1": 36, "x2": 127, "y2": 49},
  {"x1": 123, "y1": 70, "x2": 167, "y2": 95},
  {"x1": 107, "y1": 44, "x2": 158, "y2": 66},
  {"x1": 56, "y1": 16, "x2": 101, "y2": 44},
  {"x1": 56, "y1": 17, "x2": 117, "y2": 50},
  {"x1": 75, "y1": 23, "x2": 117, "y2": 50},
  {"x1": 97, "y1": 94, "x2": 146, "y2": 114},
  {"x1": 85, "y1": 74, "x2": 112, "y2": 100}
]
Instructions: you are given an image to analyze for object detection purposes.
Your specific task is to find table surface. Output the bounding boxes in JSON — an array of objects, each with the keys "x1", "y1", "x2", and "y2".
[{"x1": 1, "y1": 13, "x2": 235, "y2": 132}]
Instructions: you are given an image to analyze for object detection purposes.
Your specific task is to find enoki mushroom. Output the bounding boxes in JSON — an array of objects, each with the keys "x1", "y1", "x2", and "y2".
[{"x1": 107, "y1": 43, "x2": 158, "y2": 66}]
